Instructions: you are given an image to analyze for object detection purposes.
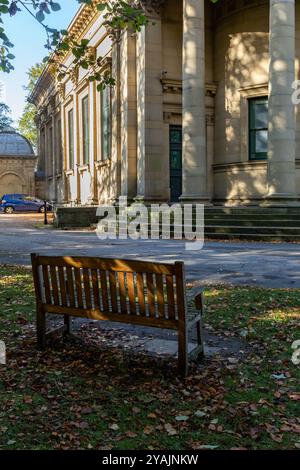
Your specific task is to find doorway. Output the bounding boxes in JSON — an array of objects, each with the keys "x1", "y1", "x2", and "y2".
[{"x1": 169, "y1": 125, "x2": 182, "y2": 202}]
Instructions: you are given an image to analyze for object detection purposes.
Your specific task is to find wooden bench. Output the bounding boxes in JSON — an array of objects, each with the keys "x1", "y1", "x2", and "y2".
[{"x1": 31, "y1": 254, "x2": 204, "y2": 376}]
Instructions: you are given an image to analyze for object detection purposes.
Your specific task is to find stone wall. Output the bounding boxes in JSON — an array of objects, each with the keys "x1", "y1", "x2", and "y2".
[{"x1": 0, "y1": 156, "x2": 36, "y2": 196}]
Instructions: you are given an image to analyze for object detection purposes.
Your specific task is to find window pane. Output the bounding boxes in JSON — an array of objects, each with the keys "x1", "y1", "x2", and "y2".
[
  {"x1": 68, "y1": 109, "x2": 74, "y2": 168},
  {"x1": 249, "y1": 97, "x2": 268, "y2": 160},
  {"x1": 101, "y1": 87, "x2": 111, "y2": 160},
  {"x1": 170, "y1": 129, "x2": 182, "y2": 144},
  {"x1": 48, "y1": 127, "x2": 53, "y2": 176},
  {"x1": 255, "y1": 101, "x2": 268, "y2": 129},
  {"x1": 255, "y1": 130, "x2": 268, "y2": 153},
  {"x1": 82, "y1": 96, "x2": 89, "y2": 164},
  {"x1": 170, "y1": 150, "x2": 182, "y2": 170}
]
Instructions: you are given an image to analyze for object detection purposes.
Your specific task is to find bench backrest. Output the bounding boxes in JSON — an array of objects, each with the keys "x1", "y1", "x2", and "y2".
[{"x1": 31, "y1": 254, "x2": 187, "y2": 329}]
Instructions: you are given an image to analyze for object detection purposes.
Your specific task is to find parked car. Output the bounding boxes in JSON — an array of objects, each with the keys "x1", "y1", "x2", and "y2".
[{"x1": 0, "y1": 194, "x2": 52, "y2": 214}]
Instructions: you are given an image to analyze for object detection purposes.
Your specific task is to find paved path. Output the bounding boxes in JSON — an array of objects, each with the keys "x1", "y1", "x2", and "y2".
[{"x1": 0, "y1": 214, "x2": 299, "y2": 288}]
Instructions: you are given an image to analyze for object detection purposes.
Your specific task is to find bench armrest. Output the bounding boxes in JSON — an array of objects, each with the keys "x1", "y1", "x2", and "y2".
[{"x1": 194, "y1": 289, "x2": 205, "y2": 315}]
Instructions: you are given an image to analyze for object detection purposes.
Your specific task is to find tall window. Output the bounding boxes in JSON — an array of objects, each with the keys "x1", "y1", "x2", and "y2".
[
  {"x1": 68, "y1": 109, "x2": 74, "y2": 169},
  {"x1": 101, "y1": 86, "x2": 111, "y2": 160},
  {"x1": 82, "y1": 95, "x2": 89, "y2": 164},
  {"x1": 57, "y1": 118, "x2": 63, "y2": 173},
  {"x1": 48, "y1": 126, "x2": 53, "y2": 176},
  {"x1": 249, "y1": 97, "x2": 268, "y2": 160}
]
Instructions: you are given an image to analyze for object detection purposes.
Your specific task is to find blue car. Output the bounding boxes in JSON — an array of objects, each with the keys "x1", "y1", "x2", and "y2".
[{"x1": 0, "y1": 194, "x2": 52, "y2": 214}]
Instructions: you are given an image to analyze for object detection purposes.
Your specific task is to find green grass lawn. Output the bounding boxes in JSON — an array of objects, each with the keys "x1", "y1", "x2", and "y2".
[{"x1": 0, "y1": 265, "x2": 299, "y2": 450}]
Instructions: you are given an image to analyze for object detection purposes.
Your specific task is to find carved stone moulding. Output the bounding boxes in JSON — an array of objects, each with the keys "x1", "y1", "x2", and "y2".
[
  {"x1": 48, "y1": 95, "x2": 56, "y2": 111},
  {"x1": 57, "y1": 82, "x2": 66, "y2": 100},
  {"x1": 97, "y1": 56, "x2": 112, "y2": 72},
  {"x1": 138, "y1": 0, "x2": 165, "y2": 16},
  {"x1": 70, "y1": 67, "x2": 79, "y2": 86},
  {"x1": 161, "y1": 78, "x2": 182, "y2": 94}
]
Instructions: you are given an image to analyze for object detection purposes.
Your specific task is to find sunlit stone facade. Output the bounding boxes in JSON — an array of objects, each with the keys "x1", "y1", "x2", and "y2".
[
  {"x1": 0, "y1": 129, "x2": 36, "y2": 196},
  {"x1": 31, "y1": 0, "x2": 300, "y2": 208}
]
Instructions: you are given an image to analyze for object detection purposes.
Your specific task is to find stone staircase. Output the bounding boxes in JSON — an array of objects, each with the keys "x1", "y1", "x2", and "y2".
[{"x1": 204, "y1": 207, "x2": 300, "y2": 242}]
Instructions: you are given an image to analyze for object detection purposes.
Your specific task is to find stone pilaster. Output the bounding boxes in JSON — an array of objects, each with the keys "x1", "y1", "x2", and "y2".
[
  {"x1": 264, "y1": 0, "x2": 298, "y2": 205},
  {"x1": 120, "y1": 30, "x2": 138, "y2": 198},
  {"x1": 111, "y1": 41, "x2": 122, "y2": 202},
  {"x1": 87, "y1": 81, "x2": 98, "y2": 204},
  {"x1": 51, "y1": 113, "x2": 57, "y2": 202},
  {"x1": 73, "y1": 91, "x2": 80, "y2": 205},
  {"x1": 180, "y1": 0, "x2": 210, "y2": 204},
  {"x1": 136, "y1": 13, "x2": 167, "y2": 201}
]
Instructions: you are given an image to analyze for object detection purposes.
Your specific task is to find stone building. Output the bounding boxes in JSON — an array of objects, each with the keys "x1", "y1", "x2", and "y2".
[
  {"x1": 31, "y1": 0, "x2": 300, "y2": 221},
  {"x1": 0, "y1": 129, "x2": 36, "y2": 196}
]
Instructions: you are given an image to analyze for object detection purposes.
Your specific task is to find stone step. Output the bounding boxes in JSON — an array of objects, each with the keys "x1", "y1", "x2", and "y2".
[
  {"x1": 204, "y1": 208, "x2": 300, "y2": 215},
  {"x1": 205, "y1": 232, "x2": 300, "y2": 242},
  {"x1": 204, "y1": 218, "x2": 300, "y2": 227},
  {"x1": 205, "y1": 213, "x2": 300, "y2": 220},
  {"x1": 205, "y1": 225, "x2": 300, "y2": 235}
]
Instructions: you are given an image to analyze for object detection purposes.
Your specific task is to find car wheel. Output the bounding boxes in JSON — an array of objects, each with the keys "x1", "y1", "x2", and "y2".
[
  {"x1": 39, "y1": 206, "x2": 45, "y2": 213},
  {"x1": 4, "y1": 206, "x2": 14, "y2": 214}
]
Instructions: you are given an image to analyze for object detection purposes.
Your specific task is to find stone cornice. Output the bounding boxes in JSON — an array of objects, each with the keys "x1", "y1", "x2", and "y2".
[
  {"x1": 0, "y1": 155, "x2": 37, "y2": 160},
  {"x1": 161, "y1": 78, "x2": 218, "y2": 97},
  {"x1": 67, "y1": 1, "x2": 99, "y2": 44},
  {"x1": 29, "y1": 1, "x2": 100, "y2": 105},
  {"x1": 213, "y1": 161, "x2": 268, "y2": 172}
]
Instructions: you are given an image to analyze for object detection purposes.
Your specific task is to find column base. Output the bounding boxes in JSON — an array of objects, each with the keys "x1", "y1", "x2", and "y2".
[
  {"x1": 134, "y1": 195, "x2": 170, "y2": 205},
  {"x1": 260, "y1": 193, "x2": 300, "y2": 208},
  {"x1": 179, "y1": 194, "x2": 213, "y2": 206},
  {"x1": 87, "y1": 197, "x2": 99, "y2": 206}
]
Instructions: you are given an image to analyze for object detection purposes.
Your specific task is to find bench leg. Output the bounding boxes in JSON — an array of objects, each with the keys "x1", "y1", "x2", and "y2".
[
  {"x1": 64, "y1": 315, "x2": 72, "y2": 336},
  {"x1": 178, "y1": 328, "x2": 188, "y2": 378},
  {"x1": 196, "y1": 318, "x2": 205, "y2": 358},
  {"x1": 37, "y1": 308, "x2": 46, "y2": 350}
]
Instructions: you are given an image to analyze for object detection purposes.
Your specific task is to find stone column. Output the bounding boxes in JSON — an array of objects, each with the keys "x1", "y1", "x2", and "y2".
[
  {"x1": 181, "y1": 0, "x2": 210, "y2": 204},
  {"x1": 120, "y1": 30, "x2": 137, "y2": 199},
  {"x1": 88, "y1": 81, "x2": 97, "y2": 204},
  {"x1": 59, "y1": 99, "x2": 68, "y2": 205},
  {"x1": 51, "y1": 113, "x2": 57, "y2": 202},
  {"x1": 265, "y1": 0, "x2": 297, "y2": 204},
  {"x1": 73, "y1": 91, "x2": 80, "y2": 205},
  {"x1": 136, "y1": 5, "x2": 167, "y2": 201}
]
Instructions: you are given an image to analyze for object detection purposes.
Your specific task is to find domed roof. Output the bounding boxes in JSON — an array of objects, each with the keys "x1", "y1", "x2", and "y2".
[{"x1": 0, "y1": 128, "x2": 34, "y2": 156}]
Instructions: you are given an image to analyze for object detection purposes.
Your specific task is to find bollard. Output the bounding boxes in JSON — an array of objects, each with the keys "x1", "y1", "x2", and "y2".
[{"x1": 44, "y1": 200, "x2": 48, "y2": 225}]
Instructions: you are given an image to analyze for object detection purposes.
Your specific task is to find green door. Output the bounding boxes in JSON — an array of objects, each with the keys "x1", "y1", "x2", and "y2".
[{"x1": 169, "y1": 125, "x2": 182, "y2": 202}]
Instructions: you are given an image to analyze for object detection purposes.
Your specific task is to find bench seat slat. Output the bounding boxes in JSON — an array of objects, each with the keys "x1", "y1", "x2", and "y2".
[
  {"x1": 42, "y1": 265, "x2": 52, "y2": 305},
  {"x1": 127, "y1": 272, "x2": 136, "y2": 315},
  {"x1": 50, "y1": 266, "x2": 59, "y2": 305},
  {"x1": 155, "y1": 274, "x2": 165, "y2": 318},
  {"x1": 58, "y1": 266, "x2": 67, "y2": 306},
  {"x1": 146, "y1": 273, "x2": 156, "y2": 318},
  {"x1": 109, "y1": 271, "x2": 118, "y2": 312},
  {"x1": 43, "y1": 304, "x2": 179, "y2": 330},
  {"x1": 136, "y1": 273, "x2": 146, "y2": 316},
  {"x1": 91, "y1": 269, "x2": 100, "y2": 309},
  {"x1": 166, "y1": 275, "x2": 176, "y2": 320},
  {"x1": 100, "y1": 270, "x2": 109, "y2": 312},
  {"x1": 83, "y1": 268, "x2": 92, "y2": 309},
  {"x1": 117, "y1": 271, "x2": 128, "y2": 314},
  {"x1": 66, "y1": 267, "x2": 75, "y2": 308},
  {"x1": 74, "y1": 268, "x2": 83, "y2": 308}
]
